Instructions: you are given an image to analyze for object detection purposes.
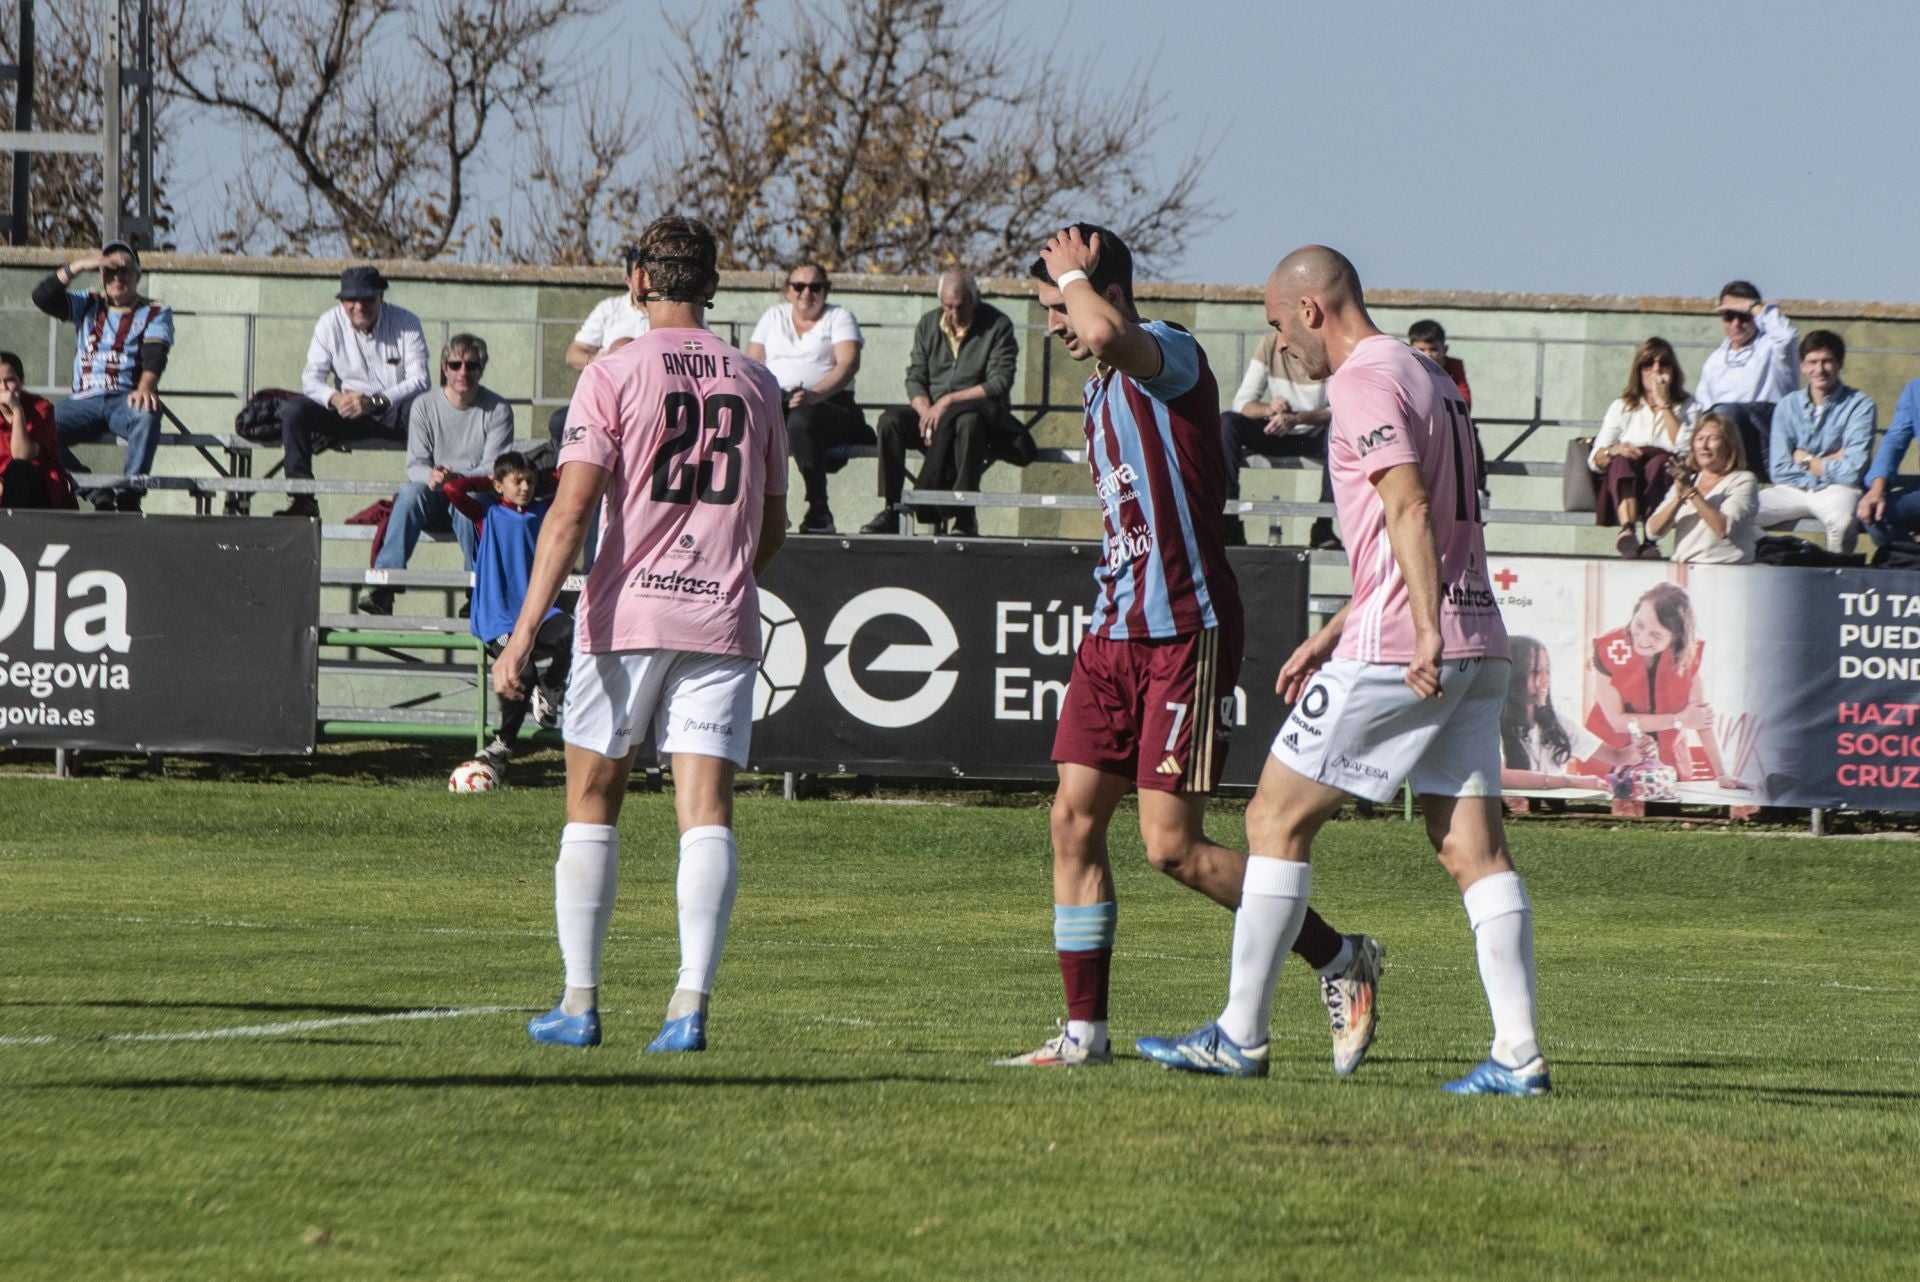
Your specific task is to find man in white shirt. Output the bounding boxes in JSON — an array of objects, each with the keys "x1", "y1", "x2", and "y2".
[
  {"x1": 1693, "y1": 279, "x2": 1799, "y2": 475},
  {"x1": 746, "y1": 263, "x2": 869, "y2": 534},
  {"x1": 547, "y1": 245, "x2": 653, "y2": 444},
  {"x1": 277, "y1": 266, "x2": 430, "y2": 518},
  {"x1": 1220, "y1": 330, "x2": 1336, "y2": 549}
]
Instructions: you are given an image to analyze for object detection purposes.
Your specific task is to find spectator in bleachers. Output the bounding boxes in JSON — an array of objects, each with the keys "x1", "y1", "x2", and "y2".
[
  {"x1": 747, "y1": 263, "x2": 868, "y2": 534},
  {"x1": 548, "y1": 244, "x2": 653, "y2": 444},
  {"x1": 1693, "y1": 280, "x2": 1799, "y2": 471},
  {"x1": 31, "y1": 239, "x2": 172, "y2": 512},
  {"x1": 277, "y1": 266, "x2": 430, "y2": 518},
  {"x1": 861, "y1": 270, "x2": 1025, "y2": 537},
  {"x1": 1218, "y1": 330, "x2": 1337, "y2": 549},
  {"x1": 1644, "y1": 411, "x2": 1758, "y2": 564},
  {"x1": 1408, "y1": 319, "x2": 1487, "y2": 509},
  {"x1": 359, "y1": 333, "x2": 515, "y2": 615},
  {"x1": 447, "y1": 451, "x2": 572, "y2": 773},
  {"x1": 1754, "y1": 330, "x2": 1873, "y2": 554},
  {"x1": 0, "y1": 350, "x2": 78, "y2": 510},
  {"x1": 1588, "y1": 337, "x2": 1699, "y2": 557},
  {"x1": 1408, "y1": 319, "x2": 1472, "y2": 409},
  {"x1": 1857, "y1": 373, "x2": 1920, "y2": 558}
]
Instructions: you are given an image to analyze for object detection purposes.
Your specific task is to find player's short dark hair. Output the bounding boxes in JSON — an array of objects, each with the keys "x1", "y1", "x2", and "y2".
[
  {"x1": 1029, "y1": 223, "x2": 1134, "y2": 303},
  {"x1": 1718, "y1": 279, "x2": 1761, "y2": 305},
  {"x1": 633, "y1": 216, "x2": 720, "y2": 304},
  {"x1": 1801, "y1": 329, "x2": 1846, "y2": 365},
  {"x1": 0, "y1": 350, "x2": 23, "y2": 382},
  {"x1": 1407, "y1": 319, "x2": 1447, "y2": 346},
  {"x1": 493, "y1": 450, "x2": 535, "y2": 481}
]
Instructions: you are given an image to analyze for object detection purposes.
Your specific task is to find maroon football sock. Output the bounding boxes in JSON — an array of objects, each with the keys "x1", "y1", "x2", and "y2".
[{"x1": 1057, "y1": 949, "x2": 1112, "y2": 1022}]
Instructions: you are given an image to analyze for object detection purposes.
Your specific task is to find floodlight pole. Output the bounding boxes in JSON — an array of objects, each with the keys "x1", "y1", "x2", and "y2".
[
  {"x1": 1, "y1": 0, "x2": 157, "y2": 247},
  {"x1": 6, "y1": 0, "x2": 32, "y2": 246}
]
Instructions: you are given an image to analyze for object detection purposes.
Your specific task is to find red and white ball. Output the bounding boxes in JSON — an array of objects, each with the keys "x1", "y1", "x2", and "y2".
[{"x1": 448, "y1": 759, "x2": 500, "y2": 793}]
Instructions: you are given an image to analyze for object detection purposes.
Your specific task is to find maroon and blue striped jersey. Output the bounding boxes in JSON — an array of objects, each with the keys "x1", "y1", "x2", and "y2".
[
  {"x1": 62, "y1": 291, "x2": 174, "y2": 398},
  {"x1": 1080, "y1": 321, "x2": 1240, "y2": 641}
]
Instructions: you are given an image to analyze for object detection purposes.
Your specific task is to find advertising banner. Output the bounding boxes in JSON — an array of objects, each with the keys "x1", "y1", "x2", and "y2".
[
  {"x1": 750, "y1": 541, "x2": 1311, "y2": 785},
  {"x1": 1491, "y1": 555, "x2": 1920, "y2": 812},
  {"x1": 0, "y1": 513, "x2": 319, "y2": 754}
]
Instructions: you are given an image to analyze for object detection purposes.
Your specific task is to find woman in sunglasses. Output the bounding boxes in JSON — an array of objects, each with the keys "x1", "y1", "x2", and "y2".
[
  {"x1": 1587, "y1": 337, "x2": 1698, "y2": 557},
  {"x1": 747, "y1": 264, "x2": 870, "y2": 534}
]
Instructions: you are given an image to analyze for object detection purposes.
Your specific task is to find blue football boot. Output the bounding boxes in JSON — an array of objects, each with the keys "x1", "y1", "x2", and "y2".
[
  {"x1": 645, "y1": 1010, "x2": 707, "y2": 1053},
  {"x1": 1442, "y1": 1056, "x2": 1552, "y2": 1096},
  {"x1": 1135, "y1": 1021, "x2": 1269, "y2": 1078},
  {"x1": 526, "y1": 1003, "x2": 601, "y2": 1048}
]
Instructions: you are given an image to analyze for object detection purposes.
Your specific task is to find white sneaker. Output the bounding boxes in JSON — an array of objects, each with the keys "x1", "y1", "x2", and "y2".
[
  {"x1": 990, "y1": 1022, "x2": 1113, "y2": 1068},
  {"x1": 532, "y1": 684, "x2": 562, "y2": 730},
  {"x1": 1321, "y1": 934, "x2": 1383, "y2": 1076}
]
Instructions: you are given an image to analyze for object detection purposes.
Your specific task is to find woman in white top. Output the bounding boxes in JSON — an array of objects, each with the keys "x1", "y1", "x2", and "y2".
[
  {"x1": 1589, "y1": 337, "x2": 1699, "y2": 558},
  {"x1": 1219, "y1": 332, "x2": 1336, "y2": 548},
  {"x1": 1500, "y1": 637, "x2": 1609, "y2": 793},
  {"x1": 747, "y1": 263, "x2": 868, "y2": 534},
  {"x1": 1645, "y1": 411, "x2": 1759, "y2": 564}
]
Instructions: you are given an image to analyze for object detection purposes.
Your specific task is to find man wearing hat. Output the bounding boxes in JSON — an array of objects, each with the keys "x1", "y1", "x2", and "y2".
[
  {"x1": 276, "y1": 265, "x2": 430, "y2": 517},
  {"x1": 31, "y1": 239, "x2": 174, "y2": 512}
]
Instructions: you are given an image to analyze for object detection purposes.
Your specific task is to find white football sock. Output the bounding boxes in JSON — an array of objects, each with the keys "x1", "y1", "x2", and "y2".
[
  {"x1": 1065, "y1": 1019, "x2": 1109, "y2": 1052},
  {"x1": 1463, "y1": 871, "x2": 1541, "y2": 1066},
  {"x1": 675, "y1": 825, "x2": 739, "y2": 996},
  {"x1": 554, "y1": 822, "x2": 619, "y2": 999},
  {"x1": 1218, "y1": 857, "x2": 1313, "y2": 1048}
]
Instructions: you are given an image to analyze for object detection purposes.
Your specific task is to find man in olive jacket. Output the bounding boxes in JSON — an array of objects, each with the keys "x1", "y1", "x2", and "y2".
[{"x1": 861, "y1": 270, "x2": 1032, "y2": 537}]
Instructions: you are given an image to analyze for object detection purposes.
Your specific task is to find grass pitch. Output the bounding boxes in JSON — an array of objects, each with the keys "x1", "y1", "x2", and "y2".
[{"x1": 2, "y1": 765, "x2": 1917, "y2": 1280}]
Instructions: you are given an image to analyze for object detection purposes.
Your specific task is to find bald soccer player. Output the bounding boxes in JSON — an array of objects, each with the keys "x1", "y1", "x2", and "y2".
[{"x1": 1138, "y1": 246, "x2": 1548, "y2": 1095}]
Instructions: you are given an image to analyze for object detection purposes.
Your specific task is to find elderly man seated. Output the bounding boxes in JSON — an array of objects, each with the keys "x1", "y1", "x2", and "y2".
[
  {"x1": 277, "y1": 266, "x2": 429, "y2": 518},
  {"x1": 861, "y1": 270, "x2": 1029, "y2": 537}
]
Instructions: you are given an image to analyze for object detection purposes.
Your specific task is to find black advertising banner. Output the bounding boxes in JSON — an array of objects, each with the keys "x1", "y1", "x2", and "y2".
[
  {"x1": 0, "y1": 513, "x2": 319, "y2": 754},
  {"x1": 1491, "y1": 556, "x2": 1920, "y2": 813},
  {"x1": 749, "y1": 540, "x2": 1311, "y2": 785}
]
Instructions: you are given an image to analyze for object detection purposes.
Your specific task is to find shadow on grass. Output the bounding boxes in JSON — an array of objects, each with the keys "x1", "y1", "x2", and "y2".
[
  {"x1": 19, "y1": 1071, "x2": 949, "y2": 1092},
  {"x1": 2, "y1": 999, "x2": 446, "y2": 1016}
]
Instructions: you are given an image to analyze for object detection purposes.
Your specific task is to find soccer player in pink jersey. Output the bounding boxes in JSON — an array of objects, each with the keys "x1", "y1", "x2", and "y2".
[
  {"x1": 496, "y1": 217, "x2": 790, "y2": 1053},
  {"x1": 993, "y1": 225, "x2": 1382, "y2": 1075},
  {"x1": 1139, "y1": 246, "x2": 1548, "y2": 1095}
]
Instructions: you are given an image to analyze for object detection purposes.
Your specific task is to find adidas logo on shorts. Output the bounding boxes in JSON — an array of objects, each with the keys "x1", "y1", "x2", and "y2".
[
  {"x1": 1282, "y1": 732, "x2": 1301, "y2": 751},
  {"x1": 1155, "y1": 754, "x2": 1183, "y2": 777}
]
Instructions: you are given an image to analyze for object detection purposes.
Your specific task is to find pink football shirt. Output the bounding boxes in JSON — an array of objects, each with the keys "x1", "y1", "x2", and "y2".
[
  {"x1": 559, "y1": 326, "x2": 788, "y2": 659},
  {"x1": 1325, "y1": 334, "x2": 1507, "y2": 663}
]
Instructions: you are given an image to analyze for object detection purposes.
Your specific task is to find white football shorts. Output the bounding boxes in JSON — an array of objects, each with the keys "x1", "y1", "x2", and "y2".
[
  {"x1": 564, "y1": 648, "x2": 757, "y2": 767},
  {"x1": 1269, "y1": 655, "x2": 1509, "y2": 803}
]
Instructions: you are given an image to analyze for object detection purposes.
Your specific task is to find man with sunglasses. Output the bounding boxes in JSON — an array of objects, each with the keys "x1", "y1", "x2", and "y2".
[
  {"x1": 1694, "y1": 280, "x2": 1800, "y2": 473},
  {"x1": 32, "y1": 239, "x2": 174, "y2": 512},
  {"x1": 748, "y1": 264, "x2": 870, "y2": 534},
  {"x1": 360, "y1": 333, "x2": 515, "y2": 615}
]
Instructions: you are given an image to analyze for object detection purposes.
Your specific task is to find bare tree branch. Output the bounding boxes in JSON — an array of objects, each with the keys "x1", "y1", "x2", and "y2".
[
  {"x1": 651, "y1": 0, "x2": 1216, "y2": 277},
  {"x1": 158, "y1": 0, "x2": 602, "y2": 260}
]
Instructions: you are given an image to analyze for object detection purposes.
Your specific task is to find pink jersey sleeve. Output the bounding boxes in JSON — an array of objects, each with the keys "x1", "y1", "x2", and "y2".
[
  {"x1": 1330, "y1": 366, "x2": 1420, "y2": 479},
  {"x1": 558, "y1": 361, "x2": 621, "y2": 472}
]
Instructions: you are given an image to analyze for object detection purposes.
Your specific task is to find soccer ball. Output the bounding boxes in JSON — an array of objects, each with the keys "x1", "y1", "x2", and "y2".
[
  {"x1": 448, "y1": 759, "x2": 500, "y2": 793},
  {"x1": 755, "y1": 588, "x2": 808, "y2": 720}
]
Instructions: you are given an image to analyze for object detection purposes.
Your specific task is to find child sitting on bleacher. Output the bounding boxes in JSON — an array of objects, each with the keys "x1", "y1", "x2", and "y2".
[{"x1": 447, "y1": 451, "x2": 572, "y2": 772}]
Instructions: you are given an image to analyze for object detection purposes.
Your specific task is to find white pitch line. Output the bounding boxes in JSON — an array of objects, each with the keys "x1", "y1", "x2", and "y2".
[{"x1": 0, "y1": 1005, "x2": 530, "y2": 1048}]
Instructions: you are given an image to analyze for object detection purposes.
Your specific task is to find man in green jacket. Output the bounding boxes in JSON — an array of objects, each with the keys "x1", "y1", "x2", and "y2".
[{"x1": 861, "y1": 270, "x2": 1031, "y2": 537}]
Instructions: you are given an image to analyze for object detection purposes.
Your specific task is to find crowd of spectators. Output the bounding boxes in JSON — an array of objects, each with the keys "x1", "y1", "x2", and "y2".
[{"x1": 14, "y1": 248, "x2": 1920, "y2": 569}]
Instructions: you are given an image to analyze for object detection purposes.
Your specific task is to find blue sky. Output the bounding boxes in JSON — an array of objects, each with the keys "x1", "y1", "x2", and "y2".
[{"x1": 174, "y1": 0, "x2": 1920, "y2": 302}]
